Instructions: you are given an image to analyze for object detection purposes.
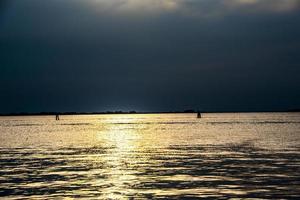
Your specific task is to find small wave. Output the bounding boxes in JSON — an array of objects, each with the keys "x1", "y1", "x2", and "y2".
[
  {"x1": 207, "y1": 121, "x2": 300, "y2": 125},
  {"x1": 7, "y1": 124, "x2": 42, "y2": 127},
  {"x1": 106, "y1": 122, "x2": 199, "y2": 125},
  {"x1": 60, "y1": 123, "x2": 92, "y2": 126}
]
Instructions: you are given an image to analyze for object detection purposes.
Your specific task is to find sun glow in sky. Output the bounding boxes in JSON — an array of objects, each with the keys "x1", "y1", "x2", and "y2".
[{"x1": 86, "y1": 0, "x2": 300, "y2": 15}]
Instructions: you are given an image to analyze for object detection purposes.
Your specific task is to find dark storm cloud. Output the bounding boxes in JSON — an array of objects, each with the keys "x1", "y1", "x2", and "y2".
[
  {"x1": 0, "y1": 0, "x2": 6, "y2": 10},
  {"x1": 1, "y1": 0, "x2": 300, "y2": 113},
  {"x1": 0, "y1": 0, "x2": 8, "y2": 17}
]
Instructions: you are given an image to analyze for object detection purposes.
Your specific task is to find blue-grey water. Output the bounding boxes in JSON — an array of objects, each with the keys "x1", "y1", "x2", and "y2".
[{"x1": 0, "y1": 113, "x2": 300, "y2": 199}]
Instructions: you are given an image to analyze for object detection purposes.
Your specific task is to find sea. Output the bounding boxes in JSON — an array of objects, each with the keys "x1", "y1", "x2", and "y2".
[{"x1": 0, "y1": 113, "x2": 299, "y2": 199}]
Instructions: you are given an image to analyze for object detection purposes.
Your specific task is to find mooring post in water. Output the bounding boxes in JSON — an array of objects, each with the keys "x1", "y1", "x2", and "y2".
[{"x1": 197, "y1": 111, "x2": 201, "y2": 118}]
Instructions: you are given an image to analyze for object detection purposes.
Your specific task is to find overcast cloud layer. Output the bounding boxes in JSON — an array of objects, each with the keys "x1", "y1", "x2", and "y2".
[{"x1": 1, "y1": 0, "x2": 300, "y2": 112}]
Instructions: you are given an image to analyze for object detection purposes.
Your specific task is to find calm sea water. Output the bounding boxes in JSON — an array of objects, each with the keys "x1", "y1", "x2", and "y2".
[{"x1": 0, "y1": 113, "x2": 300, "y2": 199}]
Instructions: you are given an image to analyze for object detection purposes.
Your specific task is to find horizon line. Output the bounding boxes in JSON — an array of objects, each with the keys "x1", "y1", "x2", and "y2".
[{"x1": 1, "y1": 109, "x2": 300, "y2": 116}]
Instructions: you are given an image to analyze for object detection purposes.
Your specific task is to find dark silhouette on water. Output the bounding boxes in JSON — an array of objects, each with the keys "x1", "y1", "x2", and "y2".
[
  {"x1": 197, "y1": 111, "x2": 201, "y2": 118},
  {"x1": 55, "y1": 114, "x2": 60, "y2": 121}
]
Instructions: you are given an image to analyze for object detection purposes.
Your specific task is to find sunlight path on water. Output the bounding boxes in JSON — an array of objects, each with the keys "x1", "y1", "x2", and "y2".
[{"x1": 0, "y1": 113, "x2": 300, "y2": 199}]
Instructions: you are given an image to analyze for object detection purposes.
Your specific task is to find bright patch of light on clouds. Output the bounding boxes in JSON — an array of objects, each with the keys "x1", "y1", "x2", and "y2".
[
  {"x1": 87, "y1": 0, "x2": 300, "y2": 16},
  {"x1": 226, "y1": 0, "x2": 299, "y2": 12}
]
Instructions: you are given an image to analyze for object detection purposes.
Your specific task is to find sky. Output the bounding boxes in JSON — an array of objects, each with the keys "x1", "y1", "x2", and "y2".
[{"x1": 0, "y1": 0, "x2": 300, "y2": 113}]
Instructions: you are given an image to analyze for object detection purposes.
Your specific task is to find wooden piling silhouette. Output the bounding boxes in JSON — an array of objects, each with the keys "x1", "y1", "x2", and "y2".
[{"x1": 197, "y1": 111, "x2": 201, "y2": 118}]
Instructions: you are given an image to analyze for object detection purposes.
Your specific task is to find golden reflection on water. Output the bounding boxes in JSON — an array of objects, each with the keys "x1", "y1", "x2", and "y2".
[
  {"x1": 0, "y1": 113, "x2": 300, "y2": 199},
  {"x1": 100, "y1": 120, "x2": 143, "y2": 199}
]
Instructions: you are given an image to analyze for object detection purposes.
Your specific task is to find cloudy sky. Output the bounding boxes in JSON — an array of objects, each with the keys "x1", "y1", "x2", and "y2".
[{"x1": 0, "y1": 0, "x2": 300, "y2": 113}]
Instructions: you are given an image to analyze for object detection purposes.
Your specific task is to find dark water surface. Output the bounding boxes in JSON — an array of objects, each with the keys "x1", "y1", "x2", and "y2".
[{"x1": 1, "y1": 113, "x2": 300, "y2": 199}]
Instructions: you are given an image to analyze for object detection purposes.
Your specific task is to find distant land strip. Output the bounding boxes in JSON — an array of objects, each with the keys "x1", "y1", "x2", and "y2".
[{"x1": 0, "y1": 109, "x2": 299, "y2": 116}]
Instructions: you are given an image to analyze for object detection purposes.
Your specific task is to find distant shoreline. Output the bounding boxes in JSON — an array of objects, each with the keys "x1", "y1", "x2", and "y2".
[{"x1": 1, "y1": 110, "x2": 299, "y2": 116}]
